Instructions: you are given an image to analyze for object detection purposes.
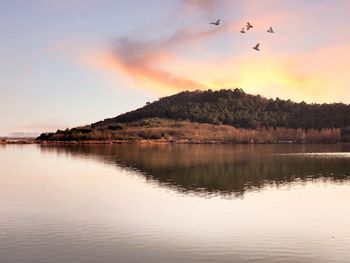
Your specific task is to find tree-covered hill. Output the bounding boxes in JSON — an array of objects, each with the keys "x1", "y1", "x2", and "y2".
[
  {"x1": 98, "y1": 89, "x2": 350, "y2": 129},
  {"x1": 37, "y1": 89, "x2": 350, "y2": 143}
]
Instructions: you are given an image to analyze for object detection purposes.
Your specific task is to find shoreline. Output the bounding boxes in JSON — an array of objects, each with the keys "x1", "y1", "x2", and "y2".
[{"x1": 0, "y1": 139, "x2": 345, "y2": 145}]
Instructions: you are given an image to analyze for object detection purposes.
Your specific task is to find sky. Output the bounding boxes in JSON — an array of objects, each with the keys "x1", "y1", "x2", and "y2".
[{"x1": 1, "y1": 0, "x2": 350, "y2": 136}]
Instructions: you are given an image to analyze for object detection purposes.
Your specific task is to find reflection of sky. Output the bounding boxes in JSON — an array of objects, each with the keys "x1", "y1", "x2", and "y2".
[{"x1": 2, "y1": 0, "x2": 350, "y2": 135}]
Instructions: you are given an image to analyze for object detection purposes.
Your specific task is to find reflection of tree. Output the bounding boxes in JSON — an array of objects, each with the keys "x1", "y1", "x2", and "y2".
[{"x1": 40, "y1": 144, "x2": 350, "y2": 197}]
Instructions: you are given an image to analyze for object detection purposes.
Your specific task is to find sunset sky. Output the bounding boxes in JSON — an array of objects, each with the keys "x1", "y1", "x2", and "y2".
[{"x1": 1, "y1": 0, "x2": 350, "y2": 136}]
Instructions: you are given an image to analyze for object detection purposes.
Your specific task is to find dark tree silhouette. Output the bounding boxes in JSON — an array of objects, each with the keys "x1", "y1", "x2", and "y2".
[{"x1": 107, "y1": 89, "x2": 350, "y2": 129}]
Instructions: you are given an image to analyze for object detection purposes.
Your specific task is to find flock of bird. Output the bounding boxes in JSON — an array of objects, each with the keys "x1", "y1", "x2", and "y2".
[{"x1": 209, "y1": 20, "x2": 274, "y2": 51}]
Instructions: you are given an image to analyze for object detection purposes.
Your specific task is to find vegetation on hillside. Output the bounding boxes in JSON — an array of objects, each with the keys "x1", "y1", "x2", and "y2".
[
  {"x1": 37, "y1": 118, "x2": 341, "y2": 143},
  {"x1": 37, "y1": 89, "x2": 350, "y2": 143},
  {"x1": 105, "y1": 88, "x2": 350, "y2": 129}
]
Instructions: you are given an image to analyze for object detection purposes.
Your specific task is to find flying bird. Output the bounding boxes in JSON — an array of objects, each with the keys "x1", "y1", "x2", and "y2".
[
  {"x1": 267, "y1": 27, "x2": 274, "y2": 33},
  {"x1": 246, "y1": 22, "x2": 253, "y2": 30},
  {"x1": 240, "y1": 27, "x2": 246, "y2": 34},
  {"x1": 253, "y1": 43, "x2": 260, "y2": 51},
  {"x1": 210, "y1": 19, "x2": 220, "y2": 26}
]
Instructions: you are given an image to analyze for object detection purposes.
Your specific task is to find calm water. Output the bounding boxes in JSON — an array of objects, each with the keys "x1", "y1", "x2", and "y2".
[{"x1": 1, "y1": 144, "x2": 350, "y2": 263}]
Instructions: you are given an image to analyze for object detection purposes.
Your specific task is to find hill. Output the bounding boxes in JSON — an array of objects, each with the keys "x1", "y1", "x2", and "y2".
[
  {"x1": 107, "y1": 89, "x2": 350, "y2": 129},
  {"x1": 37, "y1": 89, "x2": 350, "y2": 143}
]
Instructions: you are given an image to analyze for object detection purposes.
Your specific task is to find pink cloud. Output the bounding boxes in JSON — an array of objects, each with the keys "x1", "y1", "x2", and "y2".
[
  {"x1": 81, "y1": 1, "x2": 350, "y2": 103},
  {"x1": 104, "y1": 25, "x2": 241, "y2": 91}
]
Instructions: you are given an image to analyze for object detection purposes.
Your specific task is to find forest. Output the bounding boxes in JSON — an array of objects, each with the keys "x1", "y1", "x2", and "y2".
[{"x1": 107, "y1": 89, "x2": 350, "y2": 129}]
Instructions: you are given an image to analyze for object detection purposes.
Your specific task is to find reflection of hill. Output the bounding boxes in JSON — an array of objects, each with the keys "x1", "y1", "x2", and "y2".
[{"x1": 40, "y1": 144, "x2": 350, "y2": 197}]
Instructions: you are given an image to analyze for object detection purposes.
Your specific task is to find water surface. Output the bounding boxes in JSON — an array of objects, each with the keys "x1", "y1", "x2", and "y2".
[{"x1": 1, "y1": 144, "x2": 350, "y2": 262}]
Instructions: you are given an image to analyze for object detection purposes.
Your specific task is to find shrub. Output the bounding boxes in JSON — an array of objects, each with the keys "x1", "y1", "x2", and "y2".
[{"x1": 108, "y1": 125, "x2": 123, "y2": 130}]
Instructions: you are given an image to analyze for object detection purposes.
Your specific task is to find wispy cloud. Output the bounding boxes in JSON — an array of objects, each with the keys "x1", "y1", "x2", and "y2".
[
  {"x1": 92, "y1": 25, "x2": 236, "y2": 92},
  {"x1": 81, "y1": 0, "x2": 350, "y2": 102},
  {"x1": 83, "y1": 0, "x2": 297, "y2": 93},
  {"x1": 183, "y1": 0, "x2": 223, "y2": 10},
  {"x1": 113, "y1": 35, "x2": 206, "y2": 91}
]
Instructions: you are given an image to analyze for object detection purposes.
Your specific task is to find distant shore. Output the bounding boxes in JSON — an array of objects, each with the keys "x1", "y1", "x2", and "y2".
[
  {"x1": 3, "y1": 118, "x2": 349, "y2": 145},
  {"x1": 0, "y1": 138, "x2": 345, "y2": 145},
  {"x1": 1, "y1": 139, "x2": 38, "y2": 144}
]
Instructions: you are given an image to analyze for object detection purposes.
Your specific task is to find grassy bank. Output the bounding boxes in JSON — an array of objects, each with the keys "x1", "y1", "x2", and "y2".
[{"x1": 37, "y1": 118, "x2": 342, "y2": 144}]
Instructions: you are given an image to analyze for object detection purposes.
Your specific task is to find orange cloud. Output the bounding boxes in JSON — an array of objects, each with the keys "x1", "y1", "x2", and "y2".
[
  {"x1": 86, "y1": 26, "x2": 240, "y2": 93},
  {"x1": 82, "y1": 2, "x2": 296, "y2": 93},
  {"x1": 81, "y1": 1, "x2": 350, "y2": 103}
]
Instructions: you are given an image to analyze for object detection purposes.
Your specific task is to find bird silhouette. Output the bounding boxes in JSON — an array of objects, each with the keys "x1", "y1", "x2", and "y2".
[
  {"x1": 210, "y1": 19, "x2": 220, "y2": 26},
  {"x1": 240, "y1": 27, "x2": 246, "y2": 34},
  {"x1": 253, "y1": 43, "x2": 260, "y2": 51},
  {"x1": 246, "y1": 22, "x2": 253, "y2": 30},
  {"x1": 267, "y1": 27, "x2": 274, "y2": 33}
]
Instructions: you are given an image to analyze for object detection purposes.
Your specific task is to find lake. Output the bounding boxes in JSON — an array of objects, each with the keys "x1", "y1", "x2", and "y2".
[{"x1": 1, "y1": 144, "x2": 350, "y2": 262}]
